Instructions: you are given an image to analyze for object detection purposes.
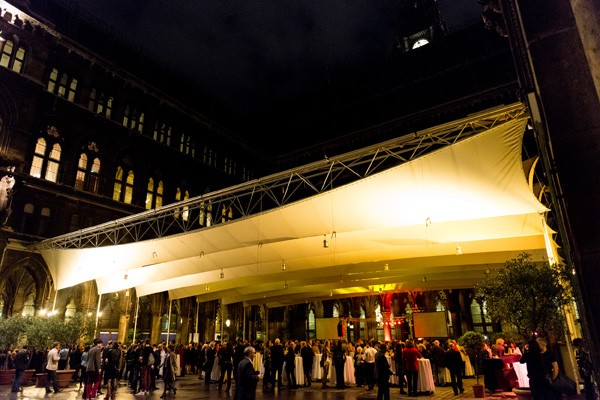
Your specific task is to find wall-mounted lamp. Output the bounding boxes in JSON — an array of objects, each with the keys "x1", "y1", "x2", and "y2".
[
  {"x1": 205, "y1": 285, "x2": 210, "y2": 292},
  {"x1": 330, "y1": 290, "x2": 333, "y2": 297},
  {"x1": 125, "y1": 289, "x2": 129, "y2": 297},
  {"x1": 422, "y1": 276, "x2": 427, "y2": 282},
  {"x1": 199, "y1": 251, "x2": 205, "y2": 258},
  {"x1": 323, "y1": 234, "x2": 329, "y2": 248},
  {"x1": 384, "y1": 263, "x2": 389, "y2": 271},
  {"x1": 225, "y1": 319, "x2": 231, "y2": 327},
  {"x1": 123, "y1": 273, "x2": 128, "y2": 280},
  {"x1": 220, "y1": 269, "x2": 224, "y2": 279},
  {"x1": 281, "y1": 261, "x2": 286, "y2": 271},
  {"x1": 284, "y1": 281, "x2": 288, "y2": 289}
]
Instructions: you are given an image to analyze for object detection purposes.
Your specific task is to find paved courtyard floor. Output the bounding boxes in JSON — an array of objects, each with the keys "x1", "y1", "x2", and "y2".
[{"x1": 0, "y1": 374, "x2": 519, "y2": 400}]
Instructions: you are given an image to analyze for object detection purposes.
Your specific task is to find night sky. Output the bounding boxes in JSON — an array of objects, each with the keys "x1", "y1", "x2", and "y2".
[{"x1": 73, "y1": 1, "x2": 482, "y2": 119}]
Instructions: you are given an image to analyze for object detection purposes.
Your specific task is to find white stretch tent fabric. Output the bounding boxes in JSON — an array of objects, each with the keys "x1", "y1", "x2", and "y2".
[{"x1": 40, "y1": 117, "x2": 552, "y2": 306}]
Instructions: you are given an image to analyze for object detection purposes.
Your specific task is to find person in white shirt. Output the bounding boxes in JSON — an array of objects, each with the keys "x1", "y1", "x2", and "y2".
[
  {"x1": 363, "y1": 341, "x2": 377, "y2": 391},
  {"x1": 46, "y1": 342, "x2": 62, "y2": 393}
]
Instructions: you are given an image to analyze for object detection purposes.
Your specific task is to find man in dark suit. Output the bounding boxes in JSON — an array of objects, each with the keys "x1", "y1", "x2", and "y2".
[
  {"x1": 234, "y1": 346, "x2": 261, "y2": 400},
  {"x1": 446, "y1": 343, "x2": 464, "y2": 395},
  {"x1": 375, "y1": 343, "x2": 392, "y2": 400},
  {"x1": 11, "y1": 345, "x2": 30, "y2": 392},
  {"x1": 269, "y1": 338, "x2": 285, "y2": 390}
]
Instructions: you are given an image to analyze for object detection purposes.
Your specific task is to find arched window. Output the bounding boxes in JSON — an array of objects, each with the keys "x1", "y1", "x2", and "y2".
[
  {"x1": 38, "y1": 206, "x2": 51, "y2": 236},
  {"x1": 0, "y1": 39, "x2": 26, "y2": 73},
  {"x1": 29, "y1": 134, "x2": 62, "y2": 183},
  {"x1": 470, "y1": 299, "x2": 492, "y2": 333},
  {"x1": 113, "y1": 166, "x2": 134, "y2": 204},
  {"x1": 46, "y1": 67, "x2": 77, "y2": 102},
  {"x1": 75, "y1": 151, "x2": 101, "y2": 193},
  {"x1": 174, "y1": 187, "x2": 190, "y2": 221},
  {"x1": 145, "y1": 177, "x2": 164, "y2": 210},
  {"x1": 88, "y1": 88, "x2": 113, "y2": 119},
  {"x1": 123, "y1": 106, "x2": 145, "y2": 134}
]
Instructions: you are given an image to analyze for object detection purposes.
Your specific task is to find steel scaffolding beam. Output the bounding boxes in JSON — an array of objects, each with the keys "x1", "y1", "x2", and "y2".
[{"x1": 34, "y1": 102, "x2": 528, "y2": 250}]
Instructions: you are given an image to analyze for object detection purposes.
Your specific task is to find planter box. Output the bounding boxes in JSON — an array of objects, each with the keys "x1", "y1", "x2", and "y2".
[
  {"x1": 0, "y1": 369, "x2": 36, "y2": 386},
  {"x1": 36, "y1": 369, "x2": 76, "y2": 388},
  {"x1": 0, "y1": 369, "x2": 14, "y2": 385}
]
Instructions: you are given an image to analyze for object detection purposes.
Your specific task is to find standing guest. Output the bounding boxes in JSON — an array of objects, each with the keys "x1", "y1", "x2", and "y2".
[
  {"x1": 160, "y1": 344, "x2": 178, "y2": 398},
  {"x1": 321, "y1": 340, "x2": 331, "y2": 388},
  {"x1": 270, "y1": 338, "x2": 285, "y2": 390},
  {"x1": 573, "y1": 338, "x2": 595, "y2": 400},
  {"x1": 11, "y1": 345, "x2": 29, "y2": 393},
  {"x1": 233, "y1": 339, "x2": 246, "y2": 381},
  {"x1": 137, "y1": 339, "x2": 154, "y2": 395},
  {"x1": 203, "y1": 341, "x2": 216, "y2": 384},
  {"x1": 80, "y1": 345, "x2": 89, "y2": 393},
  {"x1": 402, "y1": 339, "x2": 422, "y2": 397},
  {"x1": 375, "y1": 343, "x2": 392, "y2": 400},
  {"x1": 393, "y1": 341, "x2": 406, "y2": 395},
  {"x1": 354, "y1": 346, "x2": 365, "y2": 387},
  {"x1": 445, "y1": 342, "x2": 464, "y2": 395},
  {"x1": 283, "y1": 342, "x2": 297, "y2": 389},
  {"x1": 538, "y1": 338, "x2": 562, "y2": 400},
  {"x1": 46, "y1": 341, "x2": 62, "y2": 394},
  {"x1": 332, "y1": 340, "x2": 347, "y2": 389},
  {"x1": 430, "y1": 340, "x2": 446, "y2": 387},
  {"x1": 197, "y1": 343, "x2": 207, "y2": 381},
  {"x1": 300, "y1": 340, "x2": 314, "y2": 387},
  {"x1": 262, "y1": 340, "x2": 273, "y2": 392},
  {"x1": 85, "y1": 339, "x2": 103, "y2": 400},
  {"x1": 58, "y1": 345, "x2": 69, "y2": 370},
  {"x1": 70, "y1": 344, "x2": 83, "y2": 382},
  {"x1": 235, "y1": 346, "x2": 262, "y2": 400},
  {"x1": 363, "y1": 340, "x2": 377, "y2": 391},
  {"x1": 217, "y1": 340, "x2": 234, "y2": 392},
  {"x1": 520, "y1": 338, "x2": 555, "y2": 400},
  {"x1": 103, "y1": 341, "x2": 121, "y2": 400}
]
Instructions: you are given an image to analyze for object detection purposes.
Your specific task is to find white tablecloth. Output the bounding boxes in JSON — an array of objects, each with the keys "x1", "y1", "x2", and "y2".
[
  {"x1": 386, "y1": 355, "x2": 399, "y2": 385},
  {"x1": 513, "y1": 362, "x2": 529, "y2": 388},
  {"x1": 313, "y1": 354, "x2": 333, "y2": 381},
  {"x1": 282, "y1": 356, "x2": 304, "y2": 386},
  {"x1": 330, "y1": 356, "x2": 355, "y2": 385},
  {"x1": 417, "y1": 358, "x2": 435, "y2": 393},
  {"x1": 462, "y1": 353, "x2": 475, "y2": 376}
]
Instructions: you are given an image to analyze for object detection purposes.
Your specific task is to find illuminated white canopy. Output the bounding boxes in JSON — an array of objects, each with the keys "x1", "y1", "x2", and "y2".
[{"x1": 40, "y1": 116, "x2": 552, "y2": 306}]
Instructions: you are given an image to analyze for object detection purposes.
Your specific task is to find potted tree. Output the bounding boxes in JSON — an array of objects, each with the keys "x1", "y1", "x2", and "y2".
[
  {"x1": 475, "y1": 253, "x2": 572, "y2": 398},
  {"x1": 0, "y1": 316, "x2": 27, "y2": 385},
  {"x1": 458, "y1": 330, "x2": 486, "y2": 398}
]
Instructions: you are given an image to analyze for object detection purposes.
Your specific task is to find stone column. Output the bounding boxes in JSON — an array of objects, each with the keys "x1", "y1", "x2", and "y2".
[{"x1": 117, "y1": 290, "x2": 131, "y2": 343}]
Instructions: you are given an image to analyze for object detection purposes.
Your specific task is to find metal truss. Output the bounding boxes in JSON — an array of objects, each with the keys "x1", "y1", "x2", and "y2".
[{"x1": 34, "y1": 102, "x2": 528, "y2": 250}]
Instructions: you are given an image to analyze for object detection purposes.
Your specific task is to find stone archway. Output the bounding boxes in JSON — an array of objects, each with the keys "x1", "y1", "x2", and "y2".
[{"x1": 0, "y1": 251, "x2": 52, "y2": 317}]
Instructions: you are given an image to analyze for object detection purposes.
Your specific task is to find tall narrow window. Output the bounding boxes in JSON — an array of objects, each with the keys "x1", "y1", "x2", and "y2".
[
  {"x1": 30, "y1": 133, "x2": 62, "y2": 183},
  {"x1": 113, "y1": 166, "x2": 134, "y2": 204},
  {"x1": 45, "y1": 143, "x2": 61, "y2": 182},
  {"x1": 46, "y1": 67, "x2": 77, "y2": 102},
  {"x1": 29, "y1": 138, "x2": 46, "y2": 178},
  {"x1": 0, "y1": 40, "x2": 25, "y2": 72},
  {"x1": 89, "y1": 88, "x2": 113, "y2": 119},
  {"x1": 75, "y1": 149, "x2": 101, "y2": 193},
  {"x1": 145, "y1": 177, "x2": 155, "y2": 210},
  {"x1": 175, "y1": 188, "x2": 190, "y2": 221},
  {"x1": 145, "y1": 177, "x2": 163, "y2": 210}
]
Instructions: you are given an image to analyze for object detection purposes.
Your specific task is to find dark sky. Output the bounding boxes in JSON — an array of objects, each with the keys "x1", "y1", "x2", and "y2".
[{"x1": 74, "y1": 1, "x2": 482, "y2": 119}]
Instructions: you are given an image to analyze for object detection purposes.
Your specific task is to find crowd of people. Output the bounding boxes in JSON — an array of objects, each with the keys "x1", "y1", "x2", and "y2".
[{"x1": 0, "y1": 334, "x2": 595, "y2": 399}]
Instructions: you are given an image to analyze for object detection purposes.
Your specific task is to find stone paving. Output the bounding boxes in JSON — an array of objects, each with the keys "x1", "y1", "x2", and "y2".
[{"x1": 0, "y1": 374, "x2": 519, "y2": 400}]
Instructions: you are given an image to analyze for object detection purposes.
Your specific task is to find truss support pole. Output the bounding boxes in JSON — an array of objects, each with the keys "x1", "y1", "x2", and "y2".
[
  {"x1": 132, "y1": 296, "x2": 140, "y2": 344},
  {"x1": 94, "y1": 294, "x2": 102, "y2": 338},
  {"x1": 167, "y1": 299, "x2": 173, "y2": 343}
]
